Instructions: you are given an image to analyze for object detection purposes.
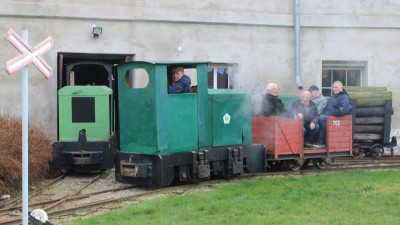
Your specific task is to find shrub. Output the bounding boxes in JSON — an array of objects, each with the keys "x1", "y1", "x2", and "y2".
[{"x1": 0, "y1": 114, "x2": 52, "y2": 195}]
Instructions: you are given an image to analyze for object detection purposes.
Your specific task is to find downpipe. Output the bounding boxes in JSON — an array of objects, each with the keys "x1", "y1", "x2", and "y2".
[{"x1": 294, "y1": 0, "x2": 303, "y2": 90}]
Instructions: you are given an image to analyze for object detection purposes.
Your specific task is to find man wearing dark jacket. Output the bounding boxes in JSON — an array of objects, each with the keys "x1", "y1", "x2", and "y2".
[
  {"x1": 290, "y1": 91, "x2": 320, "y2": 147},
  {"x1": 315, "y1": 81, "x2": 352, "y2": 146},
  {"x1": 262, "y1": 83, "x2": 291, "y2": 117},
  {"x1": 168, "y1": 67, "x2": 192, "y2": 94}
]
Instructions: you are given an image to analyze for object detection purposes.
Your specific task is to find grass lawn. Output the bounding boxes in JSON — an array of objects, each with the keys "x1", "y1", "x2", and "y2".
[{"x1": 71, "y1": 169, "x2": 400, "y2": 225}]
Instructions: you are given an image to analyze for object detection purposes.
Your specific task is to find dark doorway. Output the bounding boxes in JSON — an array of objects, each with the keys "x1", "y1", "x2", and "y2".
[{"x1": 57, "y1": 52, "x2": 133, "y2": 90}]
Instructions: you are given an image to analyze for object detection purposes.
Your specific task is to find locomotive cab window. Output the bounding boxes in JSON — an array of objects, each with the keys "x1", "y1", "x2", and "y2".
[
  {"x1": 167, "y1": 67, "x2": 198, "y2": 94},
  {"x1": 208, "y1": 63, "x2": 239, "y2": 89},
  {"x1": 125, "y1": 68, "x2": 149, "y2": 89}
]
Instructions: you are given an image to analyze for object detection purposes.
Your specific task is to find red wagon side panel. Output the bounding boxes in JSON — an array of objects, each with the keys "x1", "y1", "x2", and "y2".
[
  {"x1": 326, "y1": 115, "x2": 353, "y2": 155},
  {"x1": 252, "y1": 116, "x2": 303, "y2": 159}
]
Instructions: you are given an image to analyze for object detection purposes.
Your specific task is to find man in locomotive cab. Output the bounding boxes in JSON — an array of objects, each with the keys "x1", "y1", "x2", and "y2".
[
  {"x1": 168, "y1": 66, "x2": 192, "y2": 94},
  {"x1": 290, "y1": 91, "x2": 320, "y2": 147},
  {"x1": 261, "y1": 82, "x2": 291, "y2": 117},
  {"x1": 314, "y1": 80, "x2": 352, "y2": 147}
]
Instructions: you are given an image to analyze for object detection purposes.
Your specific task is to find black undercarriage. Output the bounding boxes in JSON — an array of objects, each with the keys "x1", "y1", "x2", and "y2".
[{"x1": 115, "y1": 144, "x2": 266, "y2": 187}]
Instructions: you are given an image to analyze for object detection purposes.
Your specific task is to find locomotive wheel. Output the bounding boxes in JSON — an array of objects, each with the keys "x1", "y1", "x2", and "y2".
[
  {"x1": 352, "y1": 144, "x2": 365, "y2": 158},
  {"x1": 370, "y1": 144, "x2": 384, "y2": 158},
  {"x1": 267, "y1": 161, "x2": 284, "y2": 170},
  {"x1": 312, "y1": 158, "x2": 331, "y2": 170},
  {"x1": 284, "y1": 159, "x2": 303, "y2": 171}
]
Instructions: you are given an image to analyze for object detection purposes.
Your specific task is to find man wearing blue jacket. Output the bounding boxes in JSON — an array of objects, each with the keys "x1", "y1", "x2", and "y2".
[
  {"x1": 314, "y1": 81, "x2": 352, "y2": 147},
  {"x1": 168, "y1": 67, "x2": 192, "y2": 94}
]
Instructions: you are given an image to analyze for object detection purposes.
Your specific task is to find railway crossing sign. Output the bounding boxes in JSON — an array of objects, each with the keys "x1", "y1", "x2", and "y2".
[
  {"x1": 5, "y1": 28, "x2": 53, "y2": 78},
  {"x1": 4, "y1": 28, "x2": 53, "y2": 225}
]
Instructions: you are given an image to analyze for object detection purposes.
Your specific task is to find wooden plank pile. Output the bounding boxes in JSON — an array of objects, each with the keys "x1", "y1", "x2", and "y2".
[{"x1": 346, "y1": 86, "x2": 393, "y2": 145}]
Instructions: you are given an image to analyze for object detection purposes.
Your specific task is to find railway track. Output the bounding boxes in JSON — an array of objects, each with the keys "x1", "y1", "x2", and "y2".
[
  {"x1": 0, "y1": 171, "x2": 221, "y2": 225},
  {"x1": 333, "y1": 155, "x2": 400, "y2": 166},
  {"x1": 0, "y1": 171, "x2": 137, "y2": 225},
  {"x1": 1, "y1": 156, "x2": 400, "y2": 224}
]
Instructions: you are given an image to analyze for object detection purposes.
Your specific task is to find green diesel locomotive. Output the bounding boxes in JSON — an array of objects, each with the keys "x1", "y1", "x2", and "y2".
[
  {"x1": 114, "y1": 61, "x2": 265, "y2": 186},
  {"x1": 51, "y1": 62, "x2": 116, "y2": 172}
]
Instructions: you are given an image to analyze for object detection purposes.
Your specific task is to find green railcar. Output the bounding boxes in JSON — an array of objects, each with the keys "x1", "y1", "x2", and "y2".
[{"x1": 115, "y1": 62, "x2": 265, "y2": 187}]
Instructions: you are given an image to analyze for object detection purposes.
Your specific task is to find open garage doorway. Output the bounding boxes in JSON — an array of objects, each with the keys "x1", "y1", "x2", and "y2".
[{"x1": 57, "y1": 52, "x2": 133, "y2": 90}]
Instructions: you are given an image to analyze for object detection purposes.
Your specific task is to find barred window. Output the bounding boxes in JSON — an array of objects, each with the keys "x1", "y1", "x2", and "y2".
[{"x1": 322, "y1": 61, "x2": 366, "y2": 96}]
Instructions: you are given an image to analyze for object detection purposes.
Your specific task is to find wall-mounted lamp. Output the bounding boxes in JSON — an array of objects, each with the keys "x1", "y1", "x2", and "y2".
[{"x1": 92, "y1": 24, "x2": 102, "y2": 38}]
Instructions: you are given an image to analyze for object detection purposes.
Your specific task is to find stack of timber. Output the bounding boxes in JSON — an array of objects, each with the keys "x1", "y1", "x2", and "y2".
[{"x1": 347, "y1": 86, "x2": 393, "y2": 145}]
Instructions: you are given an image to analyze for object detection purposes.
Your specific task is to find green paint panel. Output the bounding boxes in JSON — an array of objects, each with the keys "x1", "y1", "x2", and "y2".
[
  {"x1": 208, "y1": 89, "x2": 251, "y2": 147},
  {"x1": 117, "y1": 62, "x2": 210, "y2": 154},
  {"x1": 196, "y1": 63, "x2": 211, "y2": 148},
  {"x1": 280, "y1": 95, "x2": 299, "y2": 110},
  {"x1": 58, "y1": 86, "x2": 112, "y2": 141},
  {"x1": 168, "y1": 94, "x2": 198, "y2": 152},
  {"x1": 117, "y1": 63, "x2": 160, "y2": 154}
]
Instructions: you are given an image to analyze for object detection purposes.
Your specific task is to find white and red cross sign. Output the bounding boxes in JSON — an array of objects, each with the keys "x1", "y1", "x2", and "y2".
[{"x1": 5, "y1": 28, "x2": 53, "y2": 78}]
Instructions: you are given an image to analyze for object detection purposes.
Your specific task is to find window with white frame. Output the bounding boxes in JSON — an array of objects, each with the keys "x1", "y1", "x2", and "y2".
[
  {"x1": 322, "y1": 61, "x2": 366, "y2": 96},
  {"x1": 207, "y1": 63, "x2": 238, "y2": 89}
]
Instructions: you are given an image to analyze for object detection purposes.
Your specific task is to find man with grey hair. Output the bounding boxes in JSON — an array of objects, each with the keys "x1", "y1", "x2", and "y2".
[
  {"x1": 315, "y1": 80, "x2": 352, "y2": 147},
  {"x1": 261, "y1": 83, "x2": 290, "y2": 117},
  {"x1": 290, "y1": 91, "x2": 320, "y2": 147}
]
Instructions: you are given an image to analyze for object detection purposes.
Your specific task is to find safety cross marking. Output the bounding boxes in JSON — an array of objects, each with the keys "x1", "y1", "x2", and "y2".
[{"x1": 5, "y1": 29, "x2": 53, "y2": 78}]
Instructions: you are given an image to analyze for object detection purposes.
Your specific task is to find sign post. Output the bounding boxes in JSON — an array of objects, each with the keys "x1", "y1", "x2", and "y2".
[
  {"x1": 21, "y1": 29, "x2": 29, "y2": 225},
  {"x1": 5, "y1": 28, "x2": 53, "y2": 225}
]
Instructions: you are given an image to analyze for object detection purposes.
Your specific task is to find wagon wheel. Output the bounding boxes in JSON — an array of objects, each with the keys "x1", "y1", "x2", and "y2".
[
  {"x1": 266, "y1": 161, "x2": 284, "y2": 170},
  {"x1": 300, "y1": 159, "x2": 311, "y2": 170},
  {"x1": 370, "y1": 144, "x2": 384, "y2": 158},
  {"x1": 352, "y1": 144, "x2": 365, "y2": 159},
  {"x1": 312, "y1": 158, "x2": 331, "y2": 170},
  {"x1": 284, "y1": 159, "x2": 304, "y2": 171}
]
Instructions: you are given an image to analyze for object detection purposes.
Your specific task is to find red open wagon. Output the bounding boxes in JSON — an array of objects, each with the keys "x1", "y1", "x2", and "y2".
[{"x1": 252, "y1": 115, "x2": 352, "y2": 170}]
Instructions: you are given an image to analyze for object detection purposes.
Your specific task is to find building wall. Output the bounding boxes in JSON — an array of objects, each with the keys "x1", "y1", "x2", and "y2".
[{"x1": 1, "y1": 0, "x2": 400, "y2": 140}]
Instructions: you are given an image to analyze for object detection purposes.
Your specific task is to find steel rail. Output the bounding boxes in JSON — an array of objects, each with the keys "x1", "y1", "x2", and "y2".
[
  {"x1": 0, "y1": 174, "x2": 101, "y2": 225},
  {"x1": 0, "y1": 174, "x2": 66, "y2": 209}
]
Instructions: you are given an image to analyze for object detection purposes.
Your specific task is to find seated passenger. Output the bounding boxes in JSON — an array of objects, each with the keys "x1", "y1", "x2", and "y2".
[
  {"x1": 315, "y1": 81, "x2": 352, "y2": 147},
  {"x1": 290, "y1": 91, "x2": 320, "y2": 147},
  {"x1": 261, "y1": 83, "x2": 291, "y2": 117},
  {"x1": 308, "y1": 85, "x2": 327, "y2": 114},
  {"x1": 168, "y1": 67, "x2": 192, "y2": 94}
]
